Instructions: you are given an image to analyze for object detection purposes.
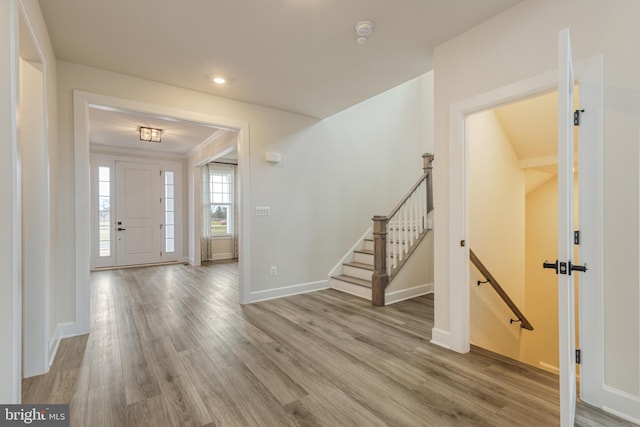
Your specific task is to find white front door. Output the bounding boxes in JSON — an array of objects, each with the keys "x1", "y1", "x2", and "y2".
[{"x1": 115, "y1": 161, "x2": 162, "y2": 266}]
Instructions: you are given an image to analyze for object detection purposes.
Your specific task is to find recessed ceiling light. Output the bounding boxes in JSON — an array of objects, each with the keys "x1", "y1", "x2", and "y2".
[{"x1": 213, "y1": 77, "x2": 226, "y2": 85}]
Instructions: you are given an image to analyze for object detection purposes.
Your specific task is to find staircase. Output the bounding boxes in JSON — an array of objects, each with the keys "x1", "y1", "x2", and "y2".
[
  {"x1": 329, "y1": 236, "x2": 376, "y2": 299},
  {"x1": 329, "y1": 153, "x2": 434, "y2": 305}
]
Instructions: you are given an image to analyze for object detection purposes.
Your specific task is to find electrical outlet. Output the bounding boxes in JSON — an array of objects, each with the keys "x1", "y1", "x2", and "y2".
[{"x1": 270, "y1": 266, "x2": 277, "y2": 276}]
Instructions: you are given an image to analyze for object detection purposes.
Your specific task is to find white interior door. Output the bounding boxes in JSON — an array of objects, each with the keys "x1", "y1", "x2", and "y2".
[
  {"x1": 115, "y1": 161, "x2": 162, "y2": 266},
  {"x1": 557, "y1": 28, "x2": 579, "y2": 427}
]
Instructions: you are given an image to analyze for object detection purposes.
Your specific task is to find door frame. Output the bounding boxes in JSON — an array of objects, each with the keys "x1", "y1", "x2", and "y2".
[
  {"x1": 445, "y1": 55, "x2": 603, "y2": 403},
  {"x1": 90, "y1": 155, "x2": 184, "y2": 268},
  {"x1": 73, "y1": 90, "x2": 252, "y2": 336}
]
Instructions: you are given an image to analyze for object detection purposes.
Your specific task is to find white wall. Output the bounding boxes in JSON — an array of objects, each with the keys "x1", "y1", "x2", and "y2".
[
  {"x1": 0, "y1": 0, "x2": 21, "y2": 404},
  {"x1": 20, "y1": 58, "x2": 49, "y2": 378},
  {"x1": 433, "y1": 0, "x2": 640, "y2": 417},
  {"x1": 56, "y1": 61, "x2": 433, "y2": 318},
  {"x1": 467, "y1": 110, "x2": 525, "y2": 359},
  {"x1": 521, "y1": 177, "x2": 559, "y2": 371},
  {"x1": 0, "y1": 0, "x2": 58, "y2": 402}
]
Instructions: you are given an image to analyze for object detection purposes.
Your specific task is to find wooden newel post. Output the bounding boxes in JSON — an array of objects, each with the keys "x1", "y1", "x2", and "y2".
[
  {"x1": 422, "y1": 152, "x2": 434, "y2": 175},
  {"x1": 372, "y1": 215, "x2": 389, "y2": 306},
  {"x1": 422, "y1": 153, "x2": 434, "y2": 213}
]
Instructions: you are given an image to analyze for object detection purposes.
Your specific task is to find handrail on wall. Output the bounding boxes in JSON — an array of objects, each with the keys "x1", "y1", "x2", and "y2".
[{"x1": 469, "y1": 249, "x2": 534, "y2": 331}]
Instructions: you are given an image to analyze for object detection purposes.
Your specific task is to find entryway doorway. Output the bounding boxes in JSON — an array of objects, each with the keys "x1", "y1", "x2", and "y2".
[
  {"x1": 467, "y1": 87, "x2": 580, "y2": 377},
  {"x1": 91, "y1": 156, "x2": 183, "y2": 269}
]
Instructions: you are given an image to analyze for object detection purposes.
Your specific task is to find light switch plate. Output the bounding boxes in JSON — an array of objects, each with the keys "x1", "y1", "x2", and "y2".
[{"x1": 256, "y1": 206, "x2": 270, "y2": 216}]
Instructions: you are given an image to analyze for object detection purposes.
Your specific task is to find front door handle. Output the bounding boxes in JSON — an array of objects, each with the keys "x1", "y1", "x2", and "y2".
[
  {"x1": 543, "y1": 260, "x2": 558, "y2": 274},
  {"x1": 117, "y1": 227, "x2": 126, "y2": 231}
]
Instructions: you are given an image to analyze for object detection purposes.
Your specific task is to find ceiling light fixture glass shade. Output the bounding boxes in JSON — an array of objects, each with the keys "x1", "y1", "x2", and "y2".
[{"x1": 140, "y1": 126, "x2": 162, "y2": 142}]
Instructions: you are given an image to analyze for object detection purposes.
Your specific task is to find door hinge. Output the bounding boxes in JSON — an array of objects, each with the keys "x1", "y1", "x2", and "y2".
[
  {"x1": 574, "y1": 109, "x2": 585, "y2": 126},
  {"x1": 160, "y1": 251, "x2": 163, "y2": 257},
  {"x1": 160, "y1": 170, "x2": 163, "y2": 176},
  {"x1": 574, "y1": 230, "x2": 580, "y2": 245},
  {"x1": 576, "y1": 349, "x2": 581, "y2": 364}
]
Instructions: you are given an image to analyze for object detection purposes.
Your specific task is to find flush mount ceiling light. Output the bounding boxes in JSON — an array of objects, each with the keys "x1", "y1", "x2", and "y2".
[
  {"x1": 355, "y1": 20, "x2": 374, "y2": 45},
  {"x1": 139, "y1": 126, "x2": 162, "y2": 143},
  {"x1": 212, "y1": 76, "x2": 226, "y2": 84}
]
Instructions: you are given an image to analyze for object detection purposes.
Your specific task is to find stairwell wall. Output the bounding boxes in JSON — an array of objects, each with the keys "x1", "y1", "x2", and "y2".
[{"x1": 467, "y1": 109, "x2": 525, "y2": 359}]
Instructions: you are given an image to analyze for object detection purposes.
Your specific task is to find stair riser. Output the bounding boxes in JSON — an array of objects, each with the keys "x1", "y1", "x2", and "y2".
[
  {"x1": 342, "y1": 265, "x2": 372, "y2": 281},
  {"x1": 363, "y1": 240, "x2": 374, "y2": 252},
  {"x1": 329, "y1": 278, "x2": 371, "y2": 300},
  {"x1": 353, "y1": 252, "x2": 374, "y2": 265}
]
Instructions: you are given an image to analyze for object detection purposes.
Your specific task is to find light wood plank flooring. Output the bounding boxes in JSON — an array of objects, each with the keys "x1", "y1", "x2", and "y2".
[{"x1": 23, "y1": 261, "x2": 636, "y2": 426}]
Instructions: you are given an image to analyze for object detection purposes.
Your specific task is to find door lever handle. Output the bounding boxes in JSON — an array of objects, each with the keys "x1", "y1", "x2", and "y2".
[
  {"x1": 117, "y1": 227, "x2": 126, "y2": 231},
  {"x1": 569, "y1": 261, "x2": 587, "y2": 274},
  {"x1": 543, "y1": 260, "x2": 559, "y2": 274}
]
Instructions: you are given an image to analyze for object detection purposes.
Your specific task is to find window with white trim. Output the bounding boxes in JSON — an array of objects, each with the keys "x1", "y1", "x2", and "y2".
[
  {"x1": 164, "y1": 170, "x2": 175, "y2": 253},
  {"x1": 206, "y1": 170, "x2": 234, "y2": 236},
  {"x1": 98, "y1": 166, "x2": 111, "y2": 257}
]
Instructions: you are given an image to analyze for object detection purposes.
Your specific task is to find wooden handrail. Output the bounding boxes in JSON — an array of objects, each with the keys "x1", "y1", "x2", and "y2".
[
  {"x1": 469, "y1": 249, "x2": 534, "y2": 331},
  {"x1": 386, "y1": 173, "x2": 428, "y2": 221},
  {"x1": 387, "y1": 153, "x2": 434, "y2": 220},
  {"x1": 372, "y1": 153, "x2": 433, "y2": 306}
]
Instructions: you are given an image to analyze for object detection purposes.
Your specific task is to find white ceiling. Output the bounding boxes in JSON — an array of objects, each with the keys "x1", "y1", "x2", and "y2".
[
  {"x1": 494, "y1": 91, "x2": 559, "y2": 162},
  {"x1": 88, "y1": 106, "x2": 231, "y2": 155},
  {"x1": 39, "y1": 0, "x2": 521, "y2": 119},
  {"x1": 493, "y1": 90, "x2": 574, "y2": 194}
]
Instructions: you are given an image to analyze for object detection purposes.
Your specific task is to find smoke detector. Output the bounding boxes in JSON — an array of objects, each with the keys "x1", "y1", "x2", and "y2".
[{"x1": 355, "y1": 20, "x2": 374, "y2": 44}]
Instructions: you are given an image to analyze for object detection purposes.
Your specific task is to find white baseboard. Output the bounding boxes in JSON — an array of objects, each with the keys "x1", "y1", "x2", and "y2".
[
  {"x1": 47, "y1": 322, "x2": 86, "y2": 368},
  {"x1": 206, "y1": 253, "x2": 234, "y2": 261},
  {"x1": 431, "y1": 327, "x2": 451, "y2": 350},
  {"x1": 48, "y1": 325, "x2": 61, "y2": 368},
  {"x1": 58, "y1": 321, "x2": 88, "y2": 340},
  {"x1": 538, "y1": 361, "x2": 559, "y2": 375},
  {"x1": 250, "y1": 280, "x2": 329, "y2": 303},
  {"x1": 386, "y1": 283, "x2": 433, "y2": 305}
]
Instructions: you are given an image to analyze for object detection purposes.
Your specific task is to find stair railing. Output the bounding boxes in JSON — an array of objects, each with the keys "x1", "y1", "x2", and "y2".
[
  {"x1": 470, "y1": 249, "x2": 534, "y2": 330},
  {"x1": 372, "y1": 153, "x2": 434, "y2": 306}
]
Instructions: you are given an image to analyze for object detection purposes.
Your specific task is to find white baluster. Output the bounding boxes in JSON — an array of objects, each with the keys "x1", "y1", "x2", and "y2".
[{"x1": 420, "y1": 179, "x2": 426, "y2": 231}]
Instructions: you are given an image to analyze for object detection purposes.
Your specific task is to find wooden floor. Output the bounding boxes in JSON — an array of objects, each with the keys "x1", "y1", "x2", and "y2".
[{"x1": 23, "y1": 261, "x2": 636, "y2": 426}]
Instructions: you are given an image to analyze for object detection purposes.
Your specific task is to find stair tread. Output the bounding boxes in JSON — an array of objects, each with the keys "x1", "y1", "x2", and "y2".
[
  {"x1": 331, "y1": 275, "x2": 372, "y2": 288},
  {"x1": 343, "y1": 261, "x2": 374, "y2": 270},
  {"x1": 354, "y1": 249, "x2": 374, "y2": 255}
]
